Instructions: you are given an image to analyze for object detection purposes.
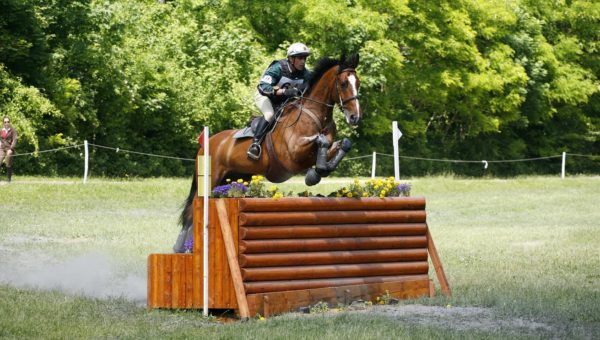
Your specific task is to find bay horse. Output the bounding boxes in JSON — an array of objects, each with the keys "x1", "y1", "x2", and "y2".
[{"x1": 173, "y1": 54, "x2": 361, "y2": 252}]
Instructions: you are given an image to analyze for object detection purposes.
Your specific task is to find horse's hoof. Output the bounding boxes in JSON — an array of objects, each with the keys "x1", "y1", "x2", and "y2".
[
  {"x1": 341, "y1": 138, "x2": 352, "y2": 152},
  {"x1": 305, "y1": 168, "x2": 321, "y2": 186}
]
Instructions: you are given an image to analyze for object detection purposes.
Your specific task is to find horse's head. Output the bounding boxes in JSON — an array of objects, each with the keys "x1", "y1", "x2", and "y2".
[{"x1": 336, "y1": 53, "x2": 361, "y2": 125}]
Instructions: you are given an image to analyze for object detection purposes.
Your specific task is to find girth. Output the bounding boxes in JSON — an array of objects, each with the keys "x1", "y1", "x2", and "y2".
[{"x1": 264, "y1": 132, "x2": 293, "y2": 183}]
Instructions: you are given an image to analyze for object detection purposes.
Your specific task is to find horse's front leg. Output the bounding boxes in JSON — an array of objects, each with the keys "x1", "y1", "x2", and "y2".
[{"x1": 305, "y1": 134, "x2": 352, "y2": 186}]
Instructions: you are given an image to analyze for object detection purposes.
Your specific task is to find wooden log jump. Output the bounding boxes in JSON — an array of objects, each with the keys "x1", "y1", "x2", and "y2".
[{"x1": 147, "y1": 197, "x2": 450, "y2": 317}]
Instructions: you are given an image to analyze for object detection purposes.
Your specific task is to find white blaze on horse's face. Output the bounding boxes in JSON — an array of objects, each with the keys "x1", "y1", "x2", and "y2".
[
  {"x1": 342, "y1": 73, "x2": 361, "y2": 125},
  {"x1": 348, "y1": 74, "x2": 360, "y2": 121}
]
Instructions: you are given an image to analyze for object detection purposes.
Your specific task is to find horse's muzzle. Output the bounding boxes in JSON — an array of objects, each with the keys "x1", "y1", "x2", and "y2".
[{"x1": 346, "y1": 112, "x2": 361, "y2": 125}]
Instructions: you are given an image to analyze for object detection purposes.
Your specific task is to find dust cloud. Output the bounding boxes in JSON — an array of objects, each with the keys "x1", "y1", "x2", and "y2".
[{"x1": 0, "y1": 250, "x2": 146, "y2": 304}]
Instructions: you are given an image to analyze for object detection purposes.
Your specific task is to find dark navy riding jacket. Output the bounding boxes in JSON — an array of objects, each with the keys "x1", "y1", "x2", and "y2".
[{"x1": 257, "y1": 59, "x2": 311, "y2": 106}]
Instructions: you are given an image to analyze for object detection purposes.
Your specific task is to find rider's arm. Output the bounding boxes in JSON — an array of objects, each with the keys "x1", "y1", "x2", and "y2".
[{"x1": 257, "y1": 62, "x2": 283, "y2": 98}]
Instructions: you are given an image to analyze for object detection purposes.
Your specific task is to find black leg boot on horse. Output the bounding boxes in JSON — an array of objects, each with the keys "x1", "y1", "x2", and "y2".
[
  {"x1": 6, "y1": 167, "x2": 12, "y2": 183},
  {"x1": 305, "y1": 134, "x2": 352, "y2": 186},
  {"x1": 247, "y1": 117, "x2": 270, "y2": 160}
]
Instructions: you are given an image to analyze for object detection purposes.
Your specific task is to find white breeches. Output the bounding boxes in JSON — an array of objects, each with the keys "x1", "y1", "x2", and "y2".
[{"x1": 254, "y1": 90, "x2": 275, "y2": 123}]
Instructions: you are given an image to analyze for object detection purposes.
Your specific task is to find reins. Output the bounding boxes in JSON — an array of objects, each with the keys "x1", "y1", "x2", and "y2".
[{"x1": 278, "y1": 67, "x2": 360, "y2": 133}]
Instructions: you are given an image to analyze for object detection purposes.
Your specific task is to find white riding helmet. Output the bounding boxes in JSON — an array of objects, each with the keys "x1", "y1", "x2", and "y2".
[{"x1": 287, "y1": 43, "x2": 311, "y2": 57}]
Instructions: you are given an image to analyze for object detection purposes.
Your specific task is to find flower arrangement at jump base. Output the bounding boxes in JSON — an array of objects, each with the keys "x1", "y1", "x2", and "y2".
[
  {"x1": 211, "y1": 175, "x2": 411, "y2": 199},
  {"x1": 211, "y1": 175, "x2": 285, "y2": 199},
  {"x1": 333, "y1": 177, "x2": 411, "y2": 198}
]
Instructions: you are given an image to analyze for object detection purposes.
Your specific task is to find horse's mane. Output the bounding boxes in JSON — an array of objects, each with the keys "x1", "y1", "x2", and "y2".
[
  {"x1": 307, "y1": 56, "x2": 340, "y2": 91},
  {"x1": 305, "y1": 54, "x2": 359, "y2": 96}
]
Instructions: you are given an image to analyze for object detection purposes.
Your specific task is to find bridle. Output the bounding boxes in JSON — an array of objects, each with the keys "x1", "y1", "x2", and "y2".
[
  {"x1": 285, "y1": 67, "x2": 360, "y2": 132},
  {"x1": 335, "y1": 68, "x2": 360, "y2": 109},
  {"x1": 300, "y1": 68, "x2": 360, "y2": 110}
]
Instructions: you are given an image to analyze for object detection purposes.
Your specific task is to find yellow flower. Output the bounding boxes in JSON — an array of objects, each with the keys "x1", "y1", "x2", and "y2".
[
  {"x1": 380, "y1": 190, "x2": 387, "y2": 196},
  {"x1": 268, "y1": 185, "x2": 277, "y2": 192},
  {"x1": 362, "y1": 192, "x2": 368, "y2": 197},
  {"x1": 257, "y1": 175, "x2": 264, "y2": 180},
  {"x1": 354, "y1": 178, "x2": 360, "y2": 184},
  {"x1": 237, "y1": 179, "x2": 243, "y2": 183},
  {"x1": 346, "y1": 192, "x2": 353, "y2": 198},
  {"x1": 243, "y1": 182, "x2": 248, "y2": 186},
  {"x1": 252, "y1": 175, "x2": 257, "y2": 180},
  {"x1": 226, "y1": 178, "x2": 231, "y2": 182},
  {"x1": 336, "y1": 193, "x2": 341, "y2": 198}
]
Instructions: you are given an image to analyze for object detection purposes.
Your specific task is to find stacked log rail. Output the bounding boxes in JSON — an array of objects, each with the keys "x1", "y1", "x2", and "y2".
[{"x1": 237, "y1": 197, "x2": 430, "y2": 295}]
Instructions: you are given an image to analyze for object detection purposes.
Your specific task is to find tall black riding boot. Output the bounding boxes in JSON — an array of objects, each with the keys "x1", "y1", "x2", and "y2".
[
  {"x1": 7, "y1": 167, "x2": 12, "y2": 183},
  {"x1": 247, "y1": 117, "x2": 270, "y2": 160}
]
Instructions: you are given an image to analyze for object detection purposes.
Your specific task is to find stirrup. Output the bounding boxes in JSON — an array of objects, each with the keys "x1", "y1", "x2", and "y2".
[{"x1": 247, "y1": 143, "x2": 262, "y2": 160}]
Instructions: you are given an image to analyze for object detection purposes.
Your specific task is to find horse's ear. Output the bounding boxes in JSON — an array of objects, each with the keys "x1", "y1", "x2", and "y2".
[
  {"x1": 348, "y1": 53, "x2": 359, "y2": 68},
  {"x1": 340, "y1": 53, "x2": 359, "y2": 71}
]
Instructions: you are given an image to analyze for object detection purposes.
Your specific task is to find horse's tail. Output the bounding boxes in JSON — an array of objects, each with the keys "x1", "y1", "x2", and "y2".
[
  {"x1": 179, "y1": 129, "x2": 206, "y2": 229},
  {"x1": 179, "y1": 169, "x2": 197, "y2": 230}
]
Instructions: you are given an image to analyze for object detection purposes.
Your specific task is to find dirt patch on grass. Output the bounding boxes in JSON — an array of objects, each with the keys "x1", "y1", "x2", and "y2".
[
  {"x1": 279, "y1": 302, "x2": 553, "y2": 336},
  {"x1": 348, "y1": 303, "x2": 552, "y2": 333}
]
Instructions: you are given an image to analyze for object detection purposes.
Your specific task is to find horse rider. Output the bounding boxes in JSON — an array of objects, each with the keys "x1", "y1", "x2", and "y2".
[{"x1": 247, "y1": 42, "x2": 312, "y2": 160}]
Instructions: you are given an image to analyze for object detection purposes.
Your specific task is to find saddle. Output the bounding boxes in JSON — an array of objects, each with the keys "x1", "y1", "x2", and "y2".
[{"x1": 232, "y1": 105, "x2": 293, "y2": 183}]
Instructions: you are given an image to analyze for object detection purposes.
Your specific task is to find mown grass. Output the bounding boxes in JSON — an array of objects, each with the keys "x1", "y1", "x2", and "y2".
[{"x1": 1, "y1": 176, "x2": 599, "y2": 339}]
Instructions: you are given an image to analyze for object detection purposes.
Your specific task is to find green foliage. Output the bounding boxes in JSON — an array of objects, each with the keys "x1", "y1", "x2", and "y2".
[{"x1": 0, "y1": 0, "x2": 598, "y2": 177}]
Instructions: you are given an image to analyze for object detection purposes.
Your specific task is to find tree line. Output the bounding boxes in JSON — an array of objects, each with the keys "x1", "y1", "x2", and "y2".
[{"x1": 1, "y1": 0, "x2": 598, "y2": 177}]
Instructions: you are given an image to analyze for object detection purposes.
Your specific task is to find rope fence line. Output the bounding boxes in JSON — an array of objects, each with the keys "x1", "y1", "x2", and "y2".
[
  {"x1": 344, "y1": 154, "x2": 373, "y2": 160},
  {"x1": 89, "y1": 143, "x2": 195, "y2": 162},
  {"x1": 12, "y1": 144, "x2": 84, "y2": 157},
  {"x1": 568, "y1": 153, "x2": 600, "y2": 159},
  {"x1": 6, "y1": 139, "x2": 600, "y2": 182},
  {"x1": 376, "y1": 153, "x2": 564, "y2": 163}
]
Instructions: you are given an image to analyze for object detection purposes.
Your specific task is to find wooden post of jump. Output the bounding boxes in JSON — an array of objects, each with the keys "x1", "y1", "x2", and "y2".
[
  {"x1": 215, "y1": 199, "x2": 250, "y2": 319},
  {"x1": 201, "y1": 126, "x2": 210, "y2": 316},
  {"x1": 426, "y1": 225, "x2": 451, "y2": 297}
]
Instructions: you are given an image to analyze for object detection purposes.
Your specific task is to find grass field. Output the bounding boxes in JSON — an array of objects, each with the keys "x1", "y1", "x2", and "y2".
[{"x1": 0, "y1": 176, "x2": 599, "y2": 339}]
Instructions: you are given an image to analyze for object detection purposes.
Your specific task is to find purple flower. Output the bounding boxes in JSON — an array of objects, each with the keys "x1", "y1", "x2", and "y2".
[
  {"x1": 184, "y1": 235, "x2": 193, "y2": 253},
  {"x1": 397, "y1": 183, "x2": 411, "y2": 197},
  {"x1": 229, "y1": 182, "x2": 248, "y2": 193},
  {"x1": 212, "y1": 184, "x2": 232, "y2": 197},
  {"x1": 211, "y1": 182, "x2": 248, "y2": 197}
]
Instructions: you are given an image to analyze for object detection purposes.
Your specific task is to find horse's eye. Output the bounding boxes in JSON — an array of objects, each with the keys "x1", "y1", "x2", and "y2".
[{"x1": 341, "y1": 81, "x2": 348, "y2": 89}]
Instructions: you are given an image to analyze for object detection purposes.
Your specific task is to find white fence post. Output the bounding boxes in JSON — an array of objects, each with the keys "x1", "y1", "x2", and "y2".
[
  {"x1": 392, "y1": 121, "x2": 402, "y2": 181},
  {"x1": 561, "y1": 152, "x2": 566, "y2": 179},
  {"x1": 371, "y1": 152, "x2": 376, "y2": 179},
  {"x1": 83, "y1": 140, "x2": 89, "y2": 184},
  {"x1": 202, "y1": 126, "x2": 210, "y2": 316}
]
